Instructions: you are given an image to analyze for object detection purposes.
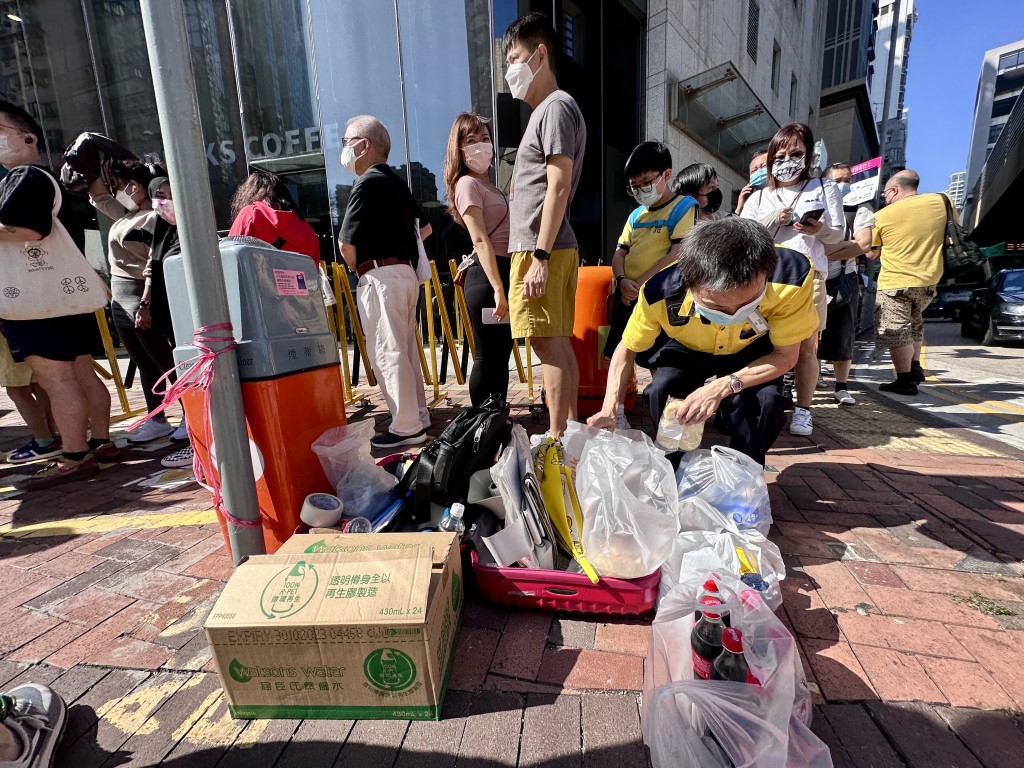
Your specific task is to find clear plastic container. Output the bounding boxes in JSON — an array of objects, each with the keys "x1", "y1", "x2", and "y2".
[
  {"x1": 657, "y1": 396, "x2": 704, "y2": 451},
  {"x1": 438, "y1": 502, "x2": 466, "y2": 537}
]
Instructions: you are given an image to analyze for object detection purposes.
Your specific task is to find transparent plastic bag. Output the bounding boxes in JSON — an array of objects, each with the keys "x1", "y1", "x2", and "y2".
[
  {"x1": 642, "y1": 576, "x2": 832, "y2": 768},
  {"x1": 658, "y1": 513, "x2": 786, "y2": 610},
  {"x1": 676, "y1": 446, "x2": 773, "y2": 536},
  {"x1": 576, "y1": 430, "x2": 680, "y2": 579},
  {"x1": 312, "y1": 421, "x2": 397, "y2": 517}
]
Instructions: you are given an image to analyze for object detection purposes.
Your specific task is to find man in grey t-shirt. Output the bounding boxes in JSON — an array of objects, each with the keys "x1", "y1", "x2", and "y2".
[{"x1": 504, "y1": 12, "x2": 586, "y2": 439}]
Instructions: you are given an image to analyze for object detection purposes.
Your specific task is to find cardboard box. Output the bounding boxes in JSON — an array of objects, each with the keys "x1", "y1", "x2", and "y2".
[{"x1": 204, "y1": 533, "x2": 463, "y2": 720}]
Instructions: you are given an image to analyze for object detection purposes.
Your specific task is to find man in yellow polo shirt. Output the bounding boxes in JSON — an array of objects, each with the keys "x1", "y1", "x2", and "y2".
[
  {"x1": 589, "y1": 218, "x2": 817, "y2": 465},
  {"x1": 868, "y1": 170, "x2": 947, "y2": 396}
]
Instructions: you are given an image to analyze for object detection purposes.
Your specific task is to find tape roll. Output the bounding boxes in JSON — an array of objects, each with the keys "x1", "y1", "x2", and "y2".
[{"x1": 300, "y1": 493, "x2": 344, "y2": 528}]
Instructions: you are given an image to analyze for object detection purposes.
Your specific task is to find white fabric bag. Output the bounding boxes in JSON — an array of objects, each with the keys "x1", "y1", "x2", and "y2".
[
  {"x1": 414, "y1": 219, "x2": 431, "y2": 284},
  {"x1": 0, "y1": 170, "x2": 106, "y2": 320}
]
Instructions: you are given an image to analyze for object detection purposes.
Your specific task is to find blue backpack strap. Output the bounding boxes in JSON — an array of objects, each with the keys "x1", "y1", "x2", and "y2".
[
  {"x1": 666, "y1": 196, "x2": 699, "y2": 233},
  {"x1": 627, "y1": 205, "x2": 644, "y2": 228}
]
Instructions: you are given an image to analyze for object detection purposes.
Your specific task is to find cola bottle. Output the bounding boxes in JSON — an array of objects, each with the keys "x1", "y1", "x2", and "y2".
[
  {"x1": 711, "y1": 628, "x2": 760, "y2": 685},
  {"x1": 691, "y1": 596, "x2": 725, "y2": 680}
]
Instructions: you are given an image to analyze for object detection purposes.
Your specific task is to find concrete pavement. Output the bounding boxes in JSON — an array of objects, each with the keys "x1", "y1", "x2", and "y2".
[{"x1": 1, "y1": 365, "x2": 1023, "y2": 767}]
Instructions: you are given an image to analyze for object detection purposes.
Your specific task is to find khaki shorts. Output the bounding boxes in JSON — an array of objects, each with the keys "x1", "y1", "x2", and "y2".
[
  {"x1": 509, "y1": 248, "x2": 579, "y2": 338},
  {"x1": 0, "y1": 334, "x2": 32, "y2": 388},
  {"x1": 812, "y1": 272, "x2": 828, "y2": 332},
  {"x1": 874, "y1": 286, "x2": 937, "y2": 348}
]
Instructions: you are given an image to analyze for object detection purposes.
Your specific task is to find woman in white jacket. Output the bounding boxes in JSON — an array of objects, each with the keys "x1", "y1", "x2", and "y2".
[{"x1": 741, "y1": 123, "x2": 844, "y2": 439}]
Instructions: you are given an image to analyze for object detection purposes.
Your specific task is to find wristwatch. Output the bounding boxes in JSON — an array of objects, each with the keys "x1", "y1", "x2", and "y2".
[
  {"x1": 138, "y1": 299, "x2": 151, "y2": 309},
  {"x1": 728, "y1": 374, "x2": 743, "y2": 394},
  {"x1": 533, "y1": 248, "x2": 551, "y2": 261}
]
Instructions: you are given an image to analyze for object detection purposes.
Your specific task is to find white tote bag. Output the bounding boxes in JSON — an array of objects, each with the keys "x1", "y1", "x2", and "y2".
[
  {"x1": 413, "y1": 218, "x2": 432, "y2": 284},
  {"x1": 0, "y1": 170, "x2": 107, "y2": 320}
]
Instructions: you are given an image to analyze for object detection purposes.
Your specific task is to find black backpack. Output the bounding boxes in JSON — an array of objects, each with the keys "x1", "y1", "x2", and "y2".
[{"x1": 398, "y1": 395, "x2": 511, "y2": 523}]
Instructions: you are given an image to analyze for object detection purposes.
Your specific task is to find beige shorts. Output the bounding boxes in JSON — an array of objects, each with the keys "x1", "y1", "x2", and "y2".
[
  {"x1": 0, "y1": 334, "x2": 32, "y2": 388},
  {"x1": 509, "y1": 248, "x2": 579, "y2": 338},
  {"x1": 874, "y1": 286, "x2": 937, "y2": 348},
  {"x1": 812, "y1": 272, "x2": 828, "y2": 332}
]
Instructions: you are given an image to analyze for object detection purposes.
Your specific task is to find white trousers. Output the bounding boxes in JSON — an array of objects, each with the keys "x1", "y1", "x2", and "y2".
[{"x1": 356, "y1": 263, "x2": 429, "y2": 436}]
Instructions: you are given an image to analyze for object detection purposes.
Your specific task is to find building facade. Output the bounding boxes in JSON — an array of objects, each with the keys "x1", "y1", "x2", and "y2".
[
  {"x1": 964, "y1": 39, "x2": 1024, "y2": 194},
  {"x1": 0, "y1": 0, "x2": 830, "y2": 267},
  {"x1": 646, "y1": 0, "x2": 828, "y2": 209},
  {"x1": 816, "y1": 0, "x2": 880, "y2": 167},
  {"x1": 869, "y1": 0, "x2": 915, "y2": 174},
  {"x1": 946, "y1": 170, "x2": 966, "y2": 209}
]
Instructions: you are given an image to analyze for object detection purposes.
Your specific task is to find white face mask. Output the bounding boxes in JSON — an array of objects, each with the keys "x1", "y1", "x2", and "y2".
[
  {"x1": 0, "y1": 135, "x2": 10, "y2": 156},
  {"x1": 462, "y1": 141, "x2": 494, "y2": 174},
  {"x1": 116, "y1": 186, "x2": 139, "y2": 212},
  {"x1": 340, "y1": 138, "x2": 365, "y2": 174},
  {"x1": 772, "y1": 158, "x2": 805, "y2": 183},
  {"x1": 633, "y1": 176, "x2": 665, "y2": 208},
  {"x1": 505, "y1": 49, "x2": 538, "y2": 101},
  {"x1": 693, "y1": 285, "x2": 767, "y2": 326}
]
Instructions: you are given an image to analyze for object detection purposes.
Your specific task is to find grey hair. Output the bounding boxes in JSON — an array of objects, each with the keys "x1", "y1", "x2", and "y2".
[
  {"x1": 677, "y1": 218, "x2": 778, "y2": 292},
  {"x1": 346, "y1": 115, "x2": 391, "y2": 160}
]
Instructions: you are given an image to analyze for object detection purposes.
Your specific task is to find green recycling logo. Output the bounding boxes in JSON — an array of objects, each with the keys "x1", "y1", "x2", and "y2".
[
  {"x1": 228, "y1": 658, "x2": 252, "y2": 684},
  {"x1": 259, "y1": 560, "x2": 319, "y2": 619},
  {"x1": 363, "y1": 648, "x2": 417, "y2": 692}
]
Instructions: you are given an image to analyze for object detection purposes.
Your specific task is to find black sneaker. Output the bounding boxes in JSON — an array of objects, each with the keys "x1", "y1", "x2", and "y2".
[
  {"x1": 910, "y1": 362, "x2": 926, "y2": 383},
  {"x1": 370, "y1": 429, "x2": 428, "y2": 449},
  {"x1": 879, "y1": 379, "x2": 918, "y2": 396}
]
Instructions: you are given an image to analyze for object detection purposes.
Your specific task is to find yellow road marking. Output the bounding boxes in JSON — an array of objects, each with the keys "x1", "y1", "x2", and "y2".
[
  {"x1": 0, "y1": 508, "x2": 218, "y2": 539},
  {"x1": 918, "y1": 339, "x2": 1024, "y2": 419}
]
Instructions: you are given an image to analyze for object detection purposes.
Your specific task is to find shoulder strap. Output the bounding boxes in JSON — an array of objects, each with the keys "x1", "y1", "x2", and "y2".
[
  {"x1": 627, "y1": 205, "x2": 643, "y2": 228},
  {"x1": 938, "y1": 192, "x2": 954, "y2": 225},
  {"x1": 666, "y1": 196, "x2": 698, "y2": 231}
]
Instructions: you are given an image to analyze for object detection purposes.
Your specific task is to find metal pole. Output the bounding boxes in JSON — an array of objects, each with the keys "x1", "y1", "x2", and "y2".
[
  {"x1": 877, "y1": 0, "x2": 902, "y2": 204},
  {"x1": 140, "y1": 0, "x2": 264, "y2": 563}
]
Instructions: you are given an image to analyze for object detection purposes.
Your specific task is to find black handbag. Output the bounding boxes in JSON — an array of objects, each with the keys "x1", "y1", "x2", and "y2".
[
  {"x1": 396, "y1": 394, "x2": 511, "y2": 523},
  {"x1": 825, "y1": 267, "x2": 855, "y2": 308}
]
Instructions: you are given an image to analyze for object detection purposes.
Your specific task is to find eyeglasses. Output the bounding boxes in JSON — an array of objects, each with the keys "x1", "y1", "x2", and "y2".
[
  {"x1": 341, "y1": 136, "x2": 365, "y2": 147},
  {"x1": 773, "y1": 151, "x2": 806, "y2": 162},
  {"x1": 626, "y1": 175, "x2": 662, "y2": 196}
]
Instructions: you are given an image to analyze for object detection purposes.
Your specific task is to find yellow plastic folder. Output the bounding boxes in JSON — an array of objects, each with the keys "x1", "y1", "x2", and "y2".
[{"x1": 537, "y1": 438, "x2": 600, "y2": 584}]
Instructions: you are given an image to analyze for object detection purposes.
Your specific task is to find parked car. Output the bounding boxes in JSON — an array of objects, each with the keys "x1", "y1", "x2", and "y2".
[
  {"x1": 960, "y1": 268, "x2": 1024, "y2": 345},
  {"x1": 926, "y1": 264, "x2": 987, "y2": 321}
]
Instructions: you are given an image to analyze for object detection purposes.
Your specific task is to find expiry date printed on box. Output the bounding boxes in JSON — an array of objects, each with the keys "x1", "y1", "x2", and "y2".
[{"x1": 273, "y1": 268, "x2": 309, "y2": 296}]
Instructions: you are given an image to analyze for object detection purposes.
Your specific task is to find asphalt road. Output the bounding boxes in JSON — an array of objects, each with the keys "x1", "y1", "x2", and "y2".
[{"x1": 853, "y1": 318, "x2": 1024, "y2": 453}]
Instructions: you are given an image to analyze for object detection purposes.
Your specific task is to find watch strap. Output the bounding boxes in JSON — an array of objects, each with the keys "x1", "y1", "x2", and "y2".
[{"x1": 533, "y1": 248, "x2": 551, "y2": 261}]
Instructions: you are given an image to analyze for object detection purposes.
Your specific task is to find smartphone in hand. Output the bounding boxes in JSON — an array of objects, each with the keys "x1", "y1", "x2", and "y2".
[
  {"x1": 798, "y1": 208, "x2": 825, "y2": 226},
  {"x1": 482, "y1": 308, "x2": 510, "y2": 325}
]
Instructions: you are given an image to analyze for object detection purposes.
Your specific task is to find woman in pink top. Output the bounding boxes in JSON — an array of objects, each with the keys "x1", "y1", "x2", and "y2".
[
  {"x1": 443, "y1": 112, "x2": 512, "y2": 406},
  {"x1": 228, "y1": 170, "x2": 320, "y2": 267}
]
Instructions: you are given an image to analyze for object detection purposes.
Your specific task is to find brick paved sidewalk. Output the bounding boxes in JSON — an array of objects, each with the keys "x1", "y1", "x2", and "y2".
[{"x1": 1, "y1": 370, "x2": 1023, "y2": 767}]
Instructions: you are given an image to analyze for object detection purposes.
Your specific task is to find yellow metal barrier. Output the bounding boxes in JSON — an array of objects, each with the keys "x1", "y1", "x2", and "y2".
[
  {"x1": 448, "y1": 258, "x2": 475, "y2": 360},
  {"x1": 327, "y1": 264, "x2": 366, "y2": 408},
  {"x1": 332, "y1": 264, "x2": 376, "y2": 389},
  {"x1": 429, "y1": 260, "x2": 464, "y2": 386},
  {"x1": 93, "y1": 309, "x2": 147, "y2": 423}
]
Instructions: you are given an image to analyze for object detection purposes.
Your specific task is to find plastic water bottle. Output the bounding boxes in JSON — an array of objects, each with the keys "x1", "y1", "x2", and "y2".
[
  {"x1": 438, "y1": 502, "x2": 466, "y2": 538},
  {"x1": 342, "y1": 517, "x2": 372, "y2": 534}
]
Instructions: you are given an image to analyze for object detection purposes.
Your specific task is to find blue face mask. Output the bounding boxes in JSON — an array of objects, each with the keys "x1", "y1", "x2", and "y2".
[
  {"x1": 693, "y1": 286, "x2": 767, "y2": 326},
  {"x1": 749, "y1": 168, "x2": 768, "y2": 189}
]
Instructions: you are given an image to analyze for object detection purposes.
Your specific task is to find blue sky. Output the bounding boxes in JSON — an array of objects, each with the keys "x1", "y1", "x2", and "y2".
[{"x1": 904, "y1": 0, "x2": 1024, "y2": 193}]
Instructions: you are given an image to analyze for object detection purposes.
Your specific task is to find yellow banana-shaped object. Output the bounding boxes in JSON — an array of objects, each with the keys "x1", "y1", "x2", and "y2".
[{"x1": 538, "y1": 438, "x2": 599, "y2": 584}]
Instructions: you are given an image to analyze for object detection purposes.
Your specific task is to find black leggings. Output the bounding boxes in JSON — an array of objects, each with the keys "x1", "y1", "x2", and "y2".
[
  {"x1": 116, "y1": 323, "x2": 176, "y2": 414},
  {"x1": 463, "y1": 257, "x2": 513, "y2": 407}
]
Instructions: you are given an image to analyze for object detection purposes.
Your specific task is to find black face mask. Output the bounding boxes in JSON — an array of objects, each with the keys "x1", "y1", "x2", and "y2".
[{"x1": 702, "y1": 188, "x2": 723, "y2": 214}]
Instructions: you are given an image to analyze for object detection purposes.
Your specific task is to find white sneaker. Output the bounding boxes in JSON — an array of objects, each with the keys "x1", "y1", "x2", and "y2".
[
  {"x1": 127, "y1": 419, "x2": 175, "y2": 444},
  {"x1": 833, "y1": 389, "x2": 856, "y2": 406},
  {"x1": 614, "y1": 404, "x2": 631, "y2": 431},
  {"x1": 171, "y1": 421, "x2": 189, "y2": 441},
  {"x1": 790, "y1": 408, "x2": 813, "y2": 436},
  {"x1": 816, "y1": 375, "x2": 828, "y2": 389},
  {"x1": 161, "y1": 445, "x2": 195, "y2": 469}
]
